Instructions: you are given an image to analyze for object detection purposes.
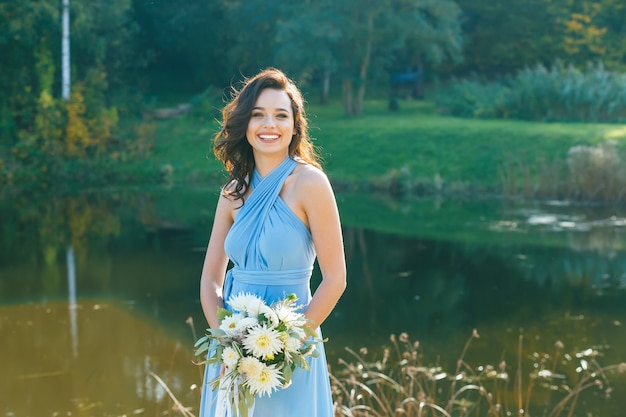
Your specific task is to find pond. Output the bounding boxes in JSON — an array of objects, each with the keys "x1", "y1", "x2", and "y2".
[{"x1": 1, "y1": 187, "x2": 625, "y2": 416}]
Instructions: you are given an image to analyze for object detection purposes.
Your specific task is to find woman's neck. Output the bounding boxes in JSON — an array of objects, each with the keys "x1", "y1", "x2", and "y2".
[{"x1": 253, "y1": 152, "x2": 289, "y2": 178}]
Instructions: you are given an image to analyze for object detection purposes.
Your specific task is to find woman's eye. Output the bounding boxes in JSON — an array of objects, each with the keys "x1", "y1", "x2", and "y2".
[
  {"x1": 277, "y1": 113, "x2": 288, "y2": 119},
  {"x1": 251, "y1": 112, "x2": 263, "y2": 118}
]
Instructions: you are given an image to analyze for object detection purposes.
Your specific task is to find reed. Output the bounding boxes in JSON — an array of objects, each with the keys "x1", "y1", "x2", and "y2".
[
  {"x1": 499, "y1": 141, "x2": 626, "y2": 202},
  {"x1": 329, "y1": 330, "x2": 626, "y2": 417}
]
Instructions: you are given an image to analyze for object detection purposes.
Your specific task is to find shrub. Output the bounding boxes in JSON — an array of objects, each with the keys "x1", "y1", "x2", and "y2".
[
  {"x1": 436, "y1": 62, "x2": 626, "y2": 123},
  {"x1": 567, "y1": 141, "x2": 626, "y2": 201},
  {"x1": 189, "y1": 86, "x2": 224, "y2": 122}
]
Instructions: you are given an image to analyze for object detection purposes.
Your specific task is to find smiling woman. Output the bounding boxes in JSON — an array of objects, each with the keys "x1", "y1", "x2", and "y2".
[{"x1": 198, "y1": 68, "x2": 347, "y2": 417}]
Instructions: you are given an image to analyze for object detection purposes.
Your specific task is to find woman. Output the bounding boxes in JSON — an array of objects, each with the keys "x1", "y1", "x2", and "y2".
[{"x1": 198, "y1": 68, "x2": 347, "y2": 417}]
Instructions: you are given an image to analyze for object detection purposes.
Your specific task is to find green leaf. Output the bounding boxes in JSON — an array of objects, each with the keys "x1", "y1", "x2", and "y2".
[
  {"x1": 303, "y1": 325, "x2": 318, "y2": 338},
  {"x1": 194, "y1": 343, "x2": 209, "y2": 356},
  {"x1": 207, "y1": 328, "x2": 228, "y2": 338},
  {"x1": 292, "y1": 355, "x2": 307, "y2": 369},
  {"x1": 282, "y1": 364, "x2": 294, "y2": 384},
  {"x1": 194, "y1": 335, "x2": 209, "y2": 347},
  {"x1": 259, "y1": 313, "x2": 268, "y2": 324},
  {"x1": 217, "y1": 307, "x2": 232, "y2": 322}
]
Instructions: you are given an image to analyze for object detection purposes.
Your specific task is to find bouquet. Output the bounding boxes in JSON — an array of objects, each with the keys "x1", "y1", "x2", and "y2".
[{"x1": 194, "y1": 292, "x2": 324, "y2": 417}]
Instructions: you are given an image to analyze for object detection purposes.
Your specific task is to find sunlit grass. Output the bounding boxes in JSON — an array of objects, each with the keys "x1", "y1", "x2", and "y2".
[{"x1": 144, "y1": 98, "x2": 623, "y2": 198}]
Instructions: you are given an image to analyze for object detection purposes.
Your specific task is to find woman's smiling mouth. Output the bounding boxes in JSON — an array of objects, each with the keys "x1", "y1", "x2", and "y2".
[{"x1": 258, "y1": 134, "x2": 280, "y2": 141}]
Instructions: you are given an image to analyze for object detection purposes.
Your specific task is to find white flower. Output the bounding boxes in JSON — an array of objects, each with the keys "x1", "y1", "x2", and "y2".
[
  {"x1": 222, "y1": 346, "x2": 240, "y2": 370},
  {"x1": 284, "y1": 336, "x2": 301, "y2": 353},
  {"x1": 238, "y1": 356, "x2": 263, "y2": 377},
  {"x1": 228, "y1": 292, "x2": 264, "y2": 316},
  {"x1": 274, "y1": 304, "x2": 300, "y2": 325},
  {"x1": 245, "y1": 363, "x2": 282, "y2": 397},
  {"x1": 235, "y1": 316, "x2": 259, "y2": 333},
  {"x1": 219, "y1": 313, "x2": 244, "y2": 336},
  {"x1": 282, "y1": 336, "x2": 301, "y2": 361},
  {"x1": 243, "y1": 325, "x2": 283, "y2": 359}
]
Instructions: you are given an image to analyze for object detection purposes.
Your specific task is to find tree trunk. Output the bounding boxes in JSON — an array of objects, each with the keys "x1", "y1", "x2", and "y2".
[
  {"x1": 354, "y1": 11, "x2": 374, "y2": 116},
  {"x1": 415, "y1": 58, "x2": 424, "y2": 99},
  {"x1": 320, "y1": 66, "x2": 330, "y2": 105},
  {"x1": 342, "y1": 78, "x2": 353, "y2": 116}
]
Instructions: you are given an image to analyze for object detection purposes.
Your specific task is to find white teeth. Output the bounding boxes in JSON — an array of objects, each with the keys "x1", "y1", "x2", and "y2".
[{"x1": 259, "y1": 135, "x2": 279, "y2": 140}]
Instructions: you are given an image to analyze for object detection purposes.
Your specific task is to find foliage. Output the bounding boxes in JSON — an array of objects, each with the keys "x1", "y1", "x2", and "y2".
[
  {"x1": 0, "y1": 0, "x2": 153, "y2": 187},
  {"x1": 133, "y1": 0, "x2": 228, "y2": 88},
  {"x1": 450, "y1": 0, "x2": 626, "y2": 78},
  {"x1": 436, "y1": 61, "x2": 626, "y2": 123},
  {"x1": 555, "y1": 0, "x2": 626, "y2": 71},
  {"x1": 214, "y1": 0, "x2": 463, "y2": 116},
  {"x1": 189, "y1": 87, "x2": 225, "y2": 122},
  {"x1": 331, "y1": 330, "x2": 626, "y2": 417}
]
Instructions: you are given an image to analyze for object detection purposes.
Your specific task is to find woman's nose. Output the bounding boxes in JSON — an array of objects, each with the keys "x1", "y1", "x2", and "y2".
[{"x1": 263, "y1": 116, "x2": 276, "y2": 128}]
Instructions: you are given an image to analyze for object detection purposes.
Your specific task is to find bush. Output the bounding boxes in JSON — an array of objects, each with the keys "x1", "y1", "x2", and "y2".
[
  {"x1": 436, "y1": 61, "x2": 626, "y2": 123},
  {"x1": 567, "y1": 141, "x2": 626, "y2": 201},
  {"x1": 189, "y1": 86, "x2": 224, "y2": 122}
]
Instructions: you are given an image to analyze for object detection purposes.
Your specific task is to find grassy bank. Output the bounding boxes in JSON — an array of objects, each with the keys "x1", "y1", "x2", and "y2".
[
  {"x1": 146, "y1": 99, "x2": 626, "y2": 196},
  {"x1": 4, "y1": 99, "x2": 624, "y2": 196}
]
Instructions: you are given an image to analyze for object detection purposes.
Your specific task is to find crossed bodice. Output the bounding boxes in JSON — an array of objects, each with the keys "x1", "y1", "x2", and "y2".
[{"x1": 222, "y1": 156, "x2": 316, "y2": 302}]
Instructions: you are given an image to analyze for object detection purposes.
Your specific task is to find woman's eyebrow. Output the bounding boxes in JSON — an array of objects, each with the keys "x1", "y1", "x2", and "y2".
[{"x1": 252, "y1": 106, "x2": 291, "y2": 112}]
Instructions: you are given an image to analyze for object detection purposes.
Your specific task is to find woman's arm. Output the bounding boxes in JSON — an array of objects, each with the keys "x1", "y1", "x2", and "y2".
[
  {"x1": 298, "y1": 168, "x2": 347, "y2": 327},
  {"x1": 199, "y1": 193, "x2": 234, "y2": 329}
]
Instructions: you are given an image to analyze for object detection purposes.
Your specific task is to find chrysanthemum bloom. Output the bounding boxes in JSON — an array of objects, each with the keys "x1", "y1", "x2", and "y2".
[
  {"x1": 246, "y1": 363, "x2": 282, "y2": 397},
  {"x1": 222, "y1": 346, "x2": 240, "y2": 369},
  {"x1": 229, "y1": 292, "x2": 263, "y2": 316},
  {"x1": 238, "y1": 356, "x2": 263, "y2": 377},
  {"x1": 273, "y1": 304, "x2": 300, "y2": 326},
  {"x1": 243, "y1": 325, "x2": 283, "y2": 359},
  {"x1": 235, "y1": 316, "x2": 259, "y2": 333},
  {"x1": 219, "y1": 313, "x2": 244, "y2": 336},
  {"x1": 282, "y1": 335, "x2": 301, "y2": 361}
]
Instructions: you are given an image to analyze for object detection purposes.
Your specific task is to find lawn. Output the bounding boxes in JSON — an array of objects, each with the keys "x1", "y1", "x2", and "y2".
[{"x1": 147, "y1": 99, "x2": 626, "y2": 195}]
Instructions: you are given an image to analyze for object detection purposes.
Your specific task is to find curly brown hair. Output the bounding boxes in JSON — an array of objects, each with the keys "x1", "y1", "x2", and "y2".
[{"x1": 213, "y1": 68, "x2": 321, "y2": 201}]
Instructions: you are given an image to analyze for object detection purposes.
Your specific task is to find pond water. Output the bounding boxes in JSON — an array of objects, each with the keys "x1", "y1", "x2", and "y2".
[{"x1": 1, "y1": 187, "x2": 625, "y2": 416}]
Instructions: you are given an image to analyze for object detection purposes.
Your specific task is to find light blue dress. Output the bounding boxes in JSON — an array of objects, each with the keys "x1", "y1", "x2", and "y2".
[{"x1": 199, "y1": 156, "x2": 334, "y2": 417}]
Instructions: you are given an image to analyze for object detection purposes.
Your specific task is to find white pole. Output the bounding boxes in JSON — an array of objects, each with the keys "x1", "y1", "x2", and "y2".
[
  {"x1": 62, "y1": 0, "x2": 70, "y2": 100},
  {"x1": 62, "y1": 0, "x2": 77, "y2": 357}
]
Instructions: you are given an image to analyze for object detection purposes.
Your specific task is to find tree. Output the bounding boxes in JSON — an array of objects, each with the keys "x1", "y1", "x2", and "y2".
[
  {"x1": 0, "y1": 0, "x2": 143, "y2": 182},
  {"x1": 275, "y1": 0, "x2": 463, "y2": 116},
  {"x1": 274, "y1": 0, "x2": 343, "y2": 104},
  {"x1": 452, "y1": 0, "x2": 563, "y2": 77},
  {"x1": 133, "y1": 0, "x2": 230, "y2": 89},
  {"x1": 452, "y1": 0, "x2": 626, "y2": 78},
  {"x1": 556, "y1": 0, "x2": 626, "y2": 71}
]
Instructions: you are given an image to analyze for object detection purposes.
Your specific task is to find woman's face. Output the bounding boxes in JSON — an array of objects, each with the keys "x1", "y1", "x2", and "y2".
[{"x1": 246, "y1": 88, "x2": 295, "y2": 158}]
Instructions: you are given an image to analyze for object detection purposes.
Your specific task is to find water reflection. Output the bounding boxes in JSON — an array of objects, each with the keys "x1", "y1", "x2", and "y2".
[
  {"x1": 0, "y1": 301, "x2": 200, "y2": 416},
  {"x1": 1, "y1": 188, "x2": 625, "y2": 414},
  {"x1": 67, "y1": 246, "x2": 78, "y2": 358}
]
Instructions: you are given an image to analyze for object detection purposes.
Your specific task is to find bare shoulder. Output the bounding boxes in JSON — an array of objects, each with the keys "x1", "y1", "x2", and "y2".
[
  {"x1": 216, "y1": 180, "x2": 243, "y2": 220},
  {"x1": 291, "y1": 163, "x2": 336, "y2": 209},
  {"x1": 293, "y1": 163, "x2": 332, "y2": 191}
]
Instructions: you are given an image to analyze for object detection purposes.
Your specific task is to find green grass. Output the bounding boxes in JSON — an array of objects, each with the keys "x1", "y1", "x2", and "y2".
[{"x1": 139, "y1": 99, "x2": 626, "y2": 194}]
